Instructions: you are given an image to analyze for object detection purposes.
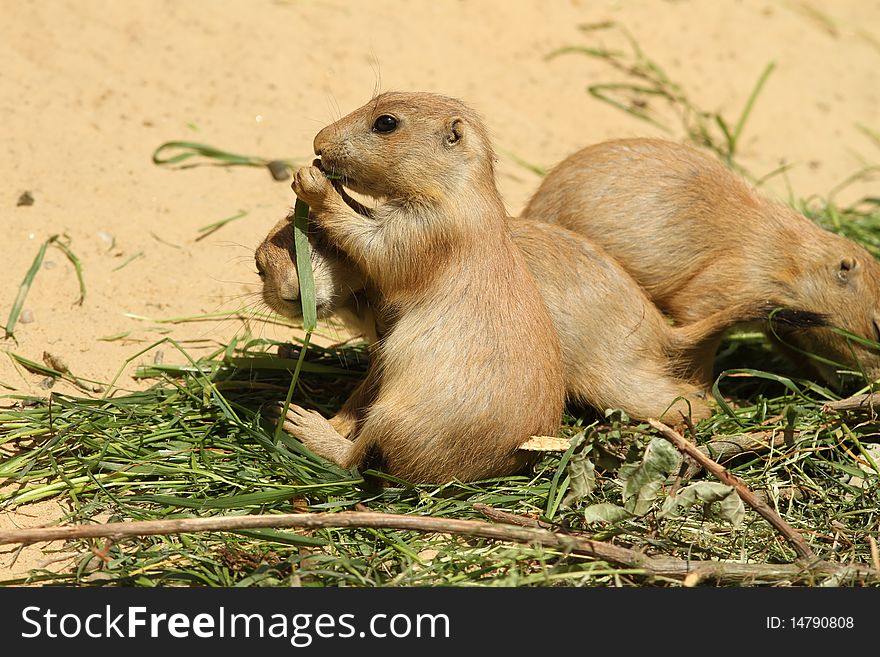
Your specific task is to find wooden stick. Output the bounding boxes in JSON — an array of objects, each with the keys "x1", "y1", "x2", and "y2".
[
  {"x1": 648, "y1": 418, "x2": 816, "y2": 561},
  {"x1": 823, "y1": 392, "x2": 880, "y2": 413},
  {"x1": 473, "y1": 503, "x2": 556, "y2": 530},
  {"x1": 0, "y1": 507, "x2": 871, "y2": 584},
  {"x1": 0, "y1": 511, "x2": 642, "y2": 569}
]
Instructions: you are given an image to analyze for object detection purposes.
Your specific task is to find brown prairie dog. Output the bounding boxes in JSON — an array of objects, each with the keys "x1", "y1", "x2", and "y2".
[
  {"x1": 278, "y1": 92, "x2": 565, "y2": 484},
  {"x1": 258, "y1": 216, "x2": 809, "y2": 424},
  {"x1": 524, "y1": 138, "x2": 880, "y2": 384},
  {"x1": 255, "y1": 214, "x2": 379, "y2": 343}
]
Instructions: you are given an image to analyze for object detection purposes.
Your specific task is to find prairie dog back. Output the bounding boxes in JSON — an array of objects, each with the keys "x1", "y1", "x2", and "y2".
[{"x1": 525, "y1": 138, "x2": 880, "y2": 383}]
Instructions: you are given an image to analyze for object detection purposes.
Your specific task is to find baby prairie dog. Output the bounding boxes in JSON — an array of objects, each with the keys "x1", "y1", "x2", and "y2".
[
  {"x1": 259, "y1": 216, "x2": 813, "y2": 424},
  {"x1": 525, "y1": 138, "x2": 880, "y2": 383},
  {"x1": 279, "y1": 92, "x2": 565, "y2": 484}
]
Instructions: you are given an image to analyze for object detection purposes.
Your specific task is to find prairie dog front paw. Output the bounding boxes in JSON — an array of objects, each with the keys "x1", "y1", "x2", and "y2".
[{"x1": 292, "y1": 166, "x2": 334, "y2": 209}]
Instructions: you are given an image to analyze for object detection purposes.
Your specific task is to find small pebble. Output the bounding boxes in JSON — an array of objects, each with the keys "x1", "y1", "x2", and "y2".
[
  {"x1": 17, "y1": 191, "x2": 34, "y2": 206},
  {"x1": 19, "y1": 309, "x2": 34, "y2": 324},
  {"x1": 44, "y1": 260, "x2": 56, "y2": 270},
  {"x1": 267, "y1": 160, "x2": 291, "y2": 181}
]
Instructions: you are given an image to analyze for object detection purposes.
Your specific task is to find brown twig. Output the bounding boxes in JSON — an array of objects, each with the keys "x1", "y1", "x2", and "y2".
[
  {"x1": 473, "y1": 503, "x2": 556, "y2": 530},
  {"x1": 823, "y1": 392, "x2": 880, "y2": 413},
  {"x1": 686, "y1": 430, "x2": 789, "y2": 478},
  {"x1": 0, "y1": 507, "x2": 871, "y2": 585},
  {"x1": 869, "y1": 536, "x2": 880, "y2": 577},
  {"x1": 689, "y1": 423, "x2": 839, "y2": 478},
  {"x1": 472, "y1": 504, "x2": 867, "y2": 583},
  {"x1": 698, "y1": 430, "x2": 785, "y2": 461},
  {"x1": 648, "y1": 418, "x2": 816, "y2": 561}
]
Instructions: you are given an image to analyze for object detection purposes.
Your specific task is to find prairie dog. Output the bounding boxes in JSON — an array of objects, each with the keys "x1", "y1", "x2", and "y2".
[
  {"x1": 279, "y1": 92, "x2": 565, "y2": 483},
  {"x1": 259, "y1": 216, "x2": 816, "y2": 423},
  {"x1": 524, "y1": 138, "x2": 880, "y2": 383},
  {"x1": 255, "y1": 215, "x2": 378, "y2": 343}
]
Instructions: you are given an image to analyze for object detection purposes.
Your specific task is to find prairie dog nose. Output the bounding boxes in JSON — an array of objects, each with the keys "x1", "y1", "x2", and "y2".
[
  {"x1": 278, "y1": 280, "x2": 300, "y2": 304},
  {"x1": 313, "y1": 126, "x2": 330, "y2": 156}
]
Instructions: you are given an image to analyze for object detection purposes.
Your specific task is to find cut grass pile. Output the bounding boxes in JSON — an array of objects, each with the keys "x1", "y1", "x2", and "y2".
[{"x1": 2, "y1": 309, "x2": 879, "y2": 586}]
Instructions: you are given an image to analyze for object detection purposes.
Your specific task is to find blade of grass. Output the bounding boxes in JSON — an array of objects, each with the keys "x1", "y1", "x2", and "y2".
[
  {"x1": 587, "y1": 84, "x2": 674, "y2": 133},
  {"x1": 5, "y1": 351, "x2": 104, "y2": 393},
  {"x1": 544, "y1": 432, "x2": 584, "y2": 519},
  {"x1": 98, "y1": 331, "x2": 131, "y2": 342},
  {"x1": 112, "y1": 251, "x2": 145, "y2": 272},
  {"x1": 152, "y1": 141, "x2": 267, "y2": 167},
  {"x1": 858, "y1": 124, "x2": 880, "y2": 149},
  {"x1": 499, "y1": 149, "x2": 547, "y2": 177},
  {"x1": 196, "y1": 210, "x2": 248, "y2": 242},
  {"x1": 151, "y1": 141, "x2": 300, "y2": 180},
  {"x1": 5, "y1": 236, "x2": 52, "y2": 338},
  {"x1": 124, "y1": 309, "x2": 252, "y2": 324},
  {"x1": 6, "y1": 351, "x2": 64, "y2": 378},
  {"x1": 51, "y1": 237, "x2": 86, "y2": 305},
  {"x1": 273, "y1": 333, "x2": 312, "y2": 443},
  {"x1": 728, "y1": 61, "x2": 776, "y2": 161},
  {"x1": 292, "y1": 199, "x2": 317, "y2": 333},
  {"x1": 273, "y1": 198, "x2": 319, "y2": 442}
]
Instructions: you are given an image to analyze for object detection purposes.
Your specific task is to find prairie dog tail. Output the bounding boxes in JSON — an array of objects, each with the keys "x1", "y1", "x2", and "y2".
[{"x1": 669, "y1": 303, "x2": 828, "y2": 385}]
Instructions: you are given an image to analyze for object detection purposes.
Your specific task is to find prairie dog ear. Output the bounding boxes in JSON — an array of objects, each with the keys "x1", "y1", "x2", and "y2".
[
  {"x1": 444, "y1": 117, "x2": 464, "y2": 146},
  {"x1": 837, "y1": 257, "x2": 860, "y2": 283}
]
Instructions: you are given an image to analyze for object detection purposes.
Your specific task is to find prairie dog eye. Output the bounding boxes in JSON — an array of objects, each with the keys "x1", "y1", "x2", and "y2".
[{"x1": 372, "y1": 115, "x2": 398, "y2": 133}]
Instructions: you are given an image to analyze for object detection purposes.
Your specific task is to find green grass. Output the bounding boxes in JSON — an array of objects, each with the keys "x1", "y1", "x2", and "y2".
[
  {"x1": 152, "y1": 141, "x2": 302, "y2": 182},
  {"x1": 2, "y1": 295, "x2": 880, "y2": 586},
  {"x1": 4, "y1": 235, "x2": 85, "y2": 340},
  {"x1": 546, "y1": 21, "x2": 775, "y2": 172}
]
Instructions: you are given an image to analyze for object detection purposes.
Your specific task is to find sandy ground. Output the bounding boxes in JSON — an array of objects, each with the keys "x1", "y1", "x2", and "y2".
[{"x1": 1, "y1": 0, "x2": 879, "y2": 580}]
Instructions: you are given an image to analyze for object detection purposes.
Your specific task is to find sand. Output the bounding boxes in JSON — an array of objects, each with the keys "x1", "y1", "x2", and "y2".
[{"x1": 2, "y1": 0, "x2": 879, "y2": 580}]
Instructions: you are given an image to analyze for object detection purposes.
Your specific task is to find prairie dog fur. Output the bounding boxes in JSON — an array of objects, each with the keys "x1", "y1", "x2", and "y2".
[
  {"x1": 524, "y1": 138, "x2": 880, "y2": 383},
  {"x1": 259, "y1": 216, "x2": 808, "y2": 423},
  {"x1": 279, "y1": 92, "x2": 564, "y2": 483},
  {"x1": 255, "y1": 215, "x2": 378, "y2": 343}
]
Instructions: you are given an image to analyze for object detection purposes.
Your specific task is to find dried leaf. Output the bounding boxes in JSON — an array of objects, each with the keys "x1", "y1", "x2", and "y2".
[
  {"x1": 518, "y1": 435, "x2": 572, "y2": 451},
  {"x1": 562, "y1": 451, "x2": 596, "y2": 506},
  {"x1": 659, "y1": 481, "x2": 745, "y2": 527},
  {"x1": 583, "y1": 503, "x2": 631, "y2": 524},
  {"x1": 620, "y1": 437, "x2": 681, "y2": 516}
]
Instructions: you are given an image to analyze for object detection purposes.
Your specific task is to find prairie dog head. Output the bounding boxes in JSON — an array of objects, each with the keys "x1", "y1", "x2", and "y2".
[
  {"x1": 312, "y1": 92, "x2": 497, "y2": 201},
  {"x1": 254, "y1": 216, "x2": 365, "y2": 322},
  {"x1": 779, "y1": 232, "x2": 880, "y2": 381}
]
